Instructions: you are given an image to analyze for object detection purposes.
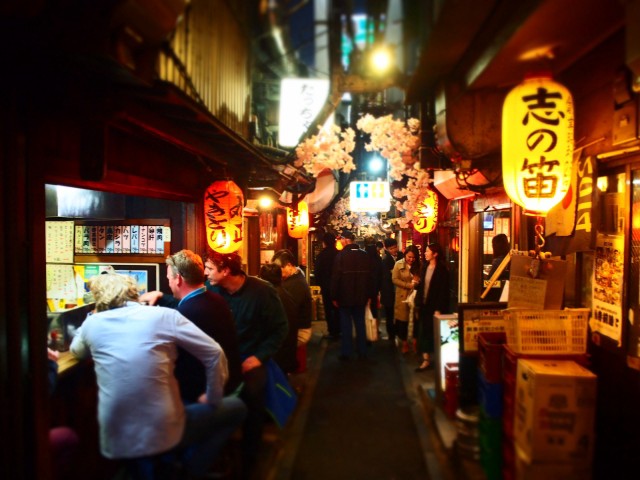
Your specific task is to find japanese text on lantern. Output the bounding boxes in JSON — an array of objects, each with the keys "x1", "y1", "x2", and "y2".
[
  {"x1": 204, "y1": 181, "x2": 244, "y2": 253},
  {"x1": 520, "y1": 87, "x2": 566, "y2": 199}
]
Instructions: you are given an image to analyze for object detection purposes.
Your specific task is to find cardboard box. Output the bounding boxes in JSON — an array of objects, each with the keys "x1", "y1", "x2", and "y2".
[
  {"x1": 515, "y1": 445, "x2": 592, "y2": 480},
  {"x1": 514, "y1": 359, "x2": 597, "y2": 464}
]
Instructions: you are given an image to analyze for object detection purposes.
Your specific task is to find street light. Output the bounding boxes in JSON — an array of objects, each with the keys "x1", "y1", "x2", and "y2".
[
  {"x1": 369, "y1": 45, "x2": 393, "y2": 75},
  {"x1": 368, "y1": 154, "x2": 384, "y2": 174}
]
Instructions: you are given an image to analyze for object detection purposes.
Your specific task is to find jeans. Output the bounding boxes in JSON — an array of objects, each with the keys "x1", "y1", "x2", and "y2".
[
  {"x1": 238, "y1": 364, "x2": 268, "y2": 478},
  {"x1": 179, "y1": 396, "x2": 247, "y2": 476},
  {"x1": 339, "y1": 305, "x2": 367, "y2": 357},
  {"x1": 321, "y1": 291, "x2": 340, "y2": 336},
  {"x1": 126, "y1": 396, "x2": 247, "y2": 480}
]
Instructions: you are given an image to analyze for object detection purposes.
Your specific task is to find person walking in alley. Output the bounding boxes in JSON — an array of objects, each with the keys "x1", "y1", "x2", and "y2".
[
  {"x1": 70, "y1": 272, "x2": 246, "y2": 480},
  {"x1": 414, "y1": 243, "x2": 450, "y2": 372},
  {"x1": 330, "y1": 231, "x2": 375, "y2": 360},
  {"x1": 314, "y1": 232, "x2": 340, "y2": 340},
  {"x1": 270, "y1": 249, "x2": 313, "y2": 374},
  {"x1": 392, "y1": 245, "x2": 421, "y2": 354},
  {"x1": 380, "y1": 237, "x2": 400, "y2": 343},
  {"x1": 204, "y1": 251, "x2": 288, "y2": 479}
]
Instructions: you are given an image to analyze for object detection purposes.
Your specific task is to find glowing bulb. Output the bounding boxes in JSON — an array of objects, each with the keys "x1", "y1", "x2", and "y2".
[
  {"x1": 258, "y1": 196, "x2": 274, "y2": 209},
  {"x1": 371, "y1": 47, "x2": 392, "y2": 73}
]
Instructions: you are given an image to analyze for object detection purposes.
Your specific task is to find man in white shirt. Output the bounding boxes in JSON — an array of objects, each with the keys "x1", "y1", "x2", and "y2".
[{"x1": 71, "y1": 272, "x2": 246, "y2": 479}]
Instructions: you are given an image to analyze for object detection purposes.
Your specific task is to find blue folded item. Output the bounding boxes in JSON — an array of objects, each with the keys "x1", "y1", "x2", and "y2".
[{"x1": 264, "y1": 358, "x2": 298, "y2": 428}]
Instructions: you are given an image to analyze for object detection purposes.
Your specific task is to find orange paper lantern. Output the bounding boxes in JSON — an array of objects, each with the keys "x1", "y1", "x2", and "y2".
[
  {"x1": 413, "y1": 188, "x2": 438, "y2": 233},
  {"x1": 204, "y1": 180, "x2": 244, "y2": 253},
  {"x1": 502, "y1": 73, "x2": 574, "y2": 216},
  {"x1": 286, "y1": 200, "x2": 309, "y2": 238}
]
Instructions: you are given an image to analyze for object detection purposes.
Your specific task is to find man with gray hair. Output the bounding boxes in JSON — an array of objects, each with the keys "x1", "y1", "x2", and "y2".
[
  {"x1": 70, "y1": 272, "x2": 246, "y2": 479},
  {"x1": 141, "y1": 249, "x2": 243, "y2": 400}
]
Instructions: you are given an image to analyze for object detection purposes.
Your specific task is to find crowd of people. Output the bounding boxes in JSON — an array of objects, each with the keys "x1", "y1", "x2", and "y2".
[
  {"x1": 313, "y1": 231, "x2": 452, "y2": 372},
  {"x1": 67, "y1": 247, "x2": 307, "y2": 480},
  {"x1": 60, "y1": 232, "x2": 454, "y2": 479}
]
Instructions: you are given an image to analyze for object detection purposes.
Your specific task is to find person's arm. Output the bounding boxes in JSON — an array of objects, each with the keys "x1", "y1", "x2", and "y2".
[
  {"x1": 69, "y1": 325, "x2": 90, "y2": 360},
  {"x1": 392, "y1": 263, "x2": 412, "y2": 289},
  {"x1": 330, "y1": 254, "x2": 342, "y2": 307},
  {"x1": 172, "y1": 311, "x2": 228, "y2": 406},
  {"x1": 246, "y1": 287, "x2": 288, "y2": 371},
  {"x1": 298, "y1": 282, "x2": 313, "y2": 329}
]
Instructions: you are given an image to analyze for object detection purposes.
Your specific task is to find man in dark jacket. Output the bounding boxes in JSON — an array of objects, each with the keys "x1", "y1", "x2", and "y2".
[
  {"x1": 330, "y1": 231, "x2": 375, "y2": 360},
  {"x1": 139, "y1": 249, "x2": 243, "y2": 399},
  {"x1": 380, "y1": 237, "x2": 400, "y2": 342},
  {"x1": 271, "y1": 249, "x2": 313, "y2": 374},
  {"x1": 314, "y1": 232, "x2": 340, "y2": 339}
]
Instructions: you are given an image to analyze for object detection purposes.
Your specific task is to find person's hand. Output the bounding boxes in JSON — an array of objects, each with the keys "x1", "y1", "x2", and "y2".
[
  {"x1": 197, "y1": 393, "x2": 208, "y2": 404},
  {"x1": 139, "y1": 290, "x2": 163, "y2": 306},
  {"x1": 242, "y1": 355, "x2": 262, "y2": 373},
  {"x1": 47, "y1": 348, "x2": 59, "y2": 362}
]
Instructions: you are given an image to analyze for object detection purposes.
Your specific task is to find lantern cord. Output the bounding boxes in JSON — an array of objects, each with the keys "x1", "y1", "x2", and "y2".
[{"x1": 534, "y1": 220, "x2": 545, "y2": 257}]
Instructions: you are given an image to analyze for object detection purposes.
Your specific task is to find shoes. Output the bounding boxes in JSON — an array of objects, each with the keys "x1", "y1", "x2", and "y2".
[{"x1": 415, "y1": 360, "x2": 431, "y2": 372}]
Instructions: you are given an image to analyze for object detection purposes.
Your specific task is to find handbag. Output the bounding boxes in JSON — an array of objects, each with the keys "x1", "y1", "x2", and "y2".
[
  {"x1": 365, "y1": 304, "x2": 378, "y2": 342},
  {"x1": 264, "y1": 359, "x2": 298, "y2": 429}
]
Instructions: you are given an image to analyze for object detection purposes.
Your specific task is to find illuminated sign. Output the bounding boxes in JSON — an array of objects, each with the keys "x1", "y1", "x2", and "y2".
[
  {"x1": 349, "y1": 181, "x2": 390, "y2": 212},
  {"x1": 279, "y1": 78, "x2": 331, "y2": 147},
  {"x1": 502, "y1": 74, "x2": 574, "y2": 216}
]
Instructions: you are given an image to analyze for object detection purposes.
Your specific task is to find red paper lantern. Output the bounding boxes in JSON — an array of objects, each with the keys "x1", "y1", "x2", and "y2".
[
  {"x1": 204, "y1": 180, "x2": 244, "y2": 253},
  {"x1": 413, "y1": 188, "x2": 438, "y2": 233},
  {"x1": 286, "y1": 201, "x2": 309, "y2": 238}
]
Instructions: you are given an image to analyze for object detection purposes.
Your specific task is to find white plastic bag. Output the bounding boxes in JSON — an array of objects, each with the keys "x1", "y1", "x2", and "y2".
[{"x1": 365, "y1": 304, "x2": 378, "y2": 342}]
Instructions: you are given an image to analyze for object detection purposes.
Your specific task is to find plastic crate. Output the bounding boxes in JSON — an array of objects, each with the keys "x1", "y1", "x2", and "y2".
[
  {"x1": 478, "y1": 371, "x2": 503, "y2": 419},
  {"x1": 503, "y1": 308, "x2": 589, "y2": 355},
  {"x1": 478, "y1": 332, "x2": 507, "y2": 383}
]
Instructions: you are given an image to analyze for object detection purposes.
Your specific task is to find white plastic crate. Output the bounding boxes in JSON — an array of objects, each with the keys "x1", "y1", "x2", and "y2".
[{"x1": 503, "y1": 308, "x2": 589, "y2": 355}]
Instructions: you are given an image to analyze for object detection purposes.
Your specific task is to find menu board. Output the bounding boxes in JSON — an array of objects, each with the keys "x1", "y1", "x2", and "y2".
[
  {"x1": 591, "y1": 233, "x2": 624, "y2": 345},
  {"x1": 46, "y1": 221, "x2": 74, "y2": 263},
  {"x1": 73, "y1": 224, "x2": 168, "y2": 254}
]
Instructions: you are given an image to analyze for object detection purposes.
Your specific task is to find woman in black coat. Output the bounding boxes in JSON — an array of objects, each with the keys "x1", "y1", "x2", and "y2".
[{"x1": 414, "y1": 243, "x2": 450, "y2": 371}]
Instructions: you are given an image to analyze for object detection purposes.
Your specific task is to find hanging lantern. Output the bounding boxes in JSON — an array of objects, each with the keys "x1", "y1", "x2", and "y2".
[
  {"x1": 286, "y1": 200, "x2": 309, "y2": 239},
  {"x1": 413, "y1": 188, "x2": 438, "y2": 233},
  {"x1": 204, "y1": 180, "x2": 244, "y2": 253},
  {"x1": 450, "y1": 235, "x2": 460, "y2": 253},
  {"x1": 335, "y1": 236, "x2": 344, "y2": 250},
  {"x1": 502, "y1": 73, "x2": 574, "y2": 216}
]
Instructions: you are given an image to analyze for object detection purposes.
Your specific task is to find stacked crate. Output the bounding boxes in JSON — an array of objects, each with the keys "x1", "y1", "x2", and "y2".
[
  {"x1": 477, "y1": 332, "x2": 507, "y2": 480},
  {"x1": 443, "y1": 362, "x2": 459, "y2": 419},
  {"x1": 501, "y1": 309, "x2": 593, "y2": 479}
]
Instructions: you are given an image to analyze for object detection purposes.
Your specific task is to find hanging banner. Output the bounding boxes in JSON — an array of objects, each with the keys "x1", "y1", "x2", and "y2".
[
  {"x1": 591, "y1": 233, "x2": 624, "y2": 345},
  {"x1": 545, "y1": 155, "x2": 596, "y2": 255}
]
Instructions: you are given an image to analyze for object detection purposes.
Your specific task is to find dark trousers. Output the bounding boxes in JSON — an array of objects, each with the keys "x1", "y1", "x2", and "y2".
[
  {"x1": 396, "y1": 320, "x2": 408, "y2": 341},
  {"x1": 339, "y1": 305, "x2": 367, "y2": 357},
  {"x1": 417, "y1": 305, "x2": 436, "y2": 354},
  {"x1": 239, "y1": 364, "x2": 268, "y2": 479},
  {"x1": 322, "y1": 291, "x2": 340, "y2": 337},
  {"x1": 383, "y1": 303, "x2": 395, "y2": 339}
]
